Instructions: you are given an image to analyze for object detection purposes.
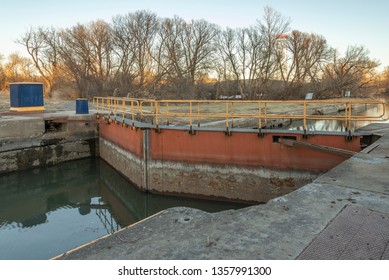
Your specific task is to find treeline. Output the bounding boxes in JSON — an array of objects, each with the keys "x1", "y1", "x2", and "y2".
[{"x1": 1, "y1": 7, "x2": 388, "y2": 99}]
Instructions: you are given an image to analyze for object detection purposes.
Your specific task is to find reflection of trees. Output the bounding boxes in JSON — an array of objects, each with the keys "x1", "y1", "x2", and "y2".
[
  {"x1": 20, "y1": 213, "x2": 47, "y2": 228},
  {"x1": 0, "y1": 159, "x2": 100, "y2": 228}
]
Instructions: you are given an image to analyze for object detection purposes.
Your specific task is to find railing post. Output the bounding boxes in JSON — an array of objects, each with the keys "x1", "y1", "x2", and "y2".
[
  {"x1": 303, "y1": 101, "x2": 308, "y2": 138},
  {"x1": 231, "y1": 102, "x2": 234, "y2": 128},
  {"x1": 155, "y1": 101, "x2": 159, "y2": 128},
  {"x1": 197, "y1": 102, "x2": 200, "y2": 127},
  {"x1": 166, "y1": 102, "x2": 169, "y2": 126},
  {"x1": 303, "y1": 101, "x2": 307, "y2": 131},
  {"x1": 345, "y1": 102, "x2": 351, "y2": 132},
  {"x1": 225, "y1": 102, "x2": 231, "y2": 136},
  {"x1": 258, "y1": 101, "x2": 265, "y2": 138},
  {"x1": 108, "y1": 98, "x2": 111, "y2": 119},
  {"x1": 114, "y1": 99, "x2": 118, "y2": 121},
  {"x1": 121, "y1": 99, "x2": 125, "y2": 124},
  {"x1": 189, "y1": 101, "x2": 193, "y2": 130},
  {"x1": 225, "y1": 102, "x2": 229, "y2": 129},
  {"x1": 131, "y1": 101, "x2": 135, "y2": 126},
  {"x1": 102, "y1": 98, "x2": 105, "y2": 118},
  {"x1": 258, "y1": 101, "x2": 262, "y2": 129},
  {"x1": 139, "y1": 100, "x2": 143, "y2": 122}
]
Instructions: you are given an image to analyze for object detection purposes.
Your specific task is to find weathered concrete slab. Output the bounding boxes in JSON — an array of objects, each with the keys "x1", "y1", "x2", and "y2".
[
  {"x1": 0, "y1": 116, "x2": 44, "y2": 140},
  {"x1": 0, "y1": 112, "x2": 98, "y2": 174},
  {"x1": 315, "y1": 153, "x2": 389, "y2": 194}
]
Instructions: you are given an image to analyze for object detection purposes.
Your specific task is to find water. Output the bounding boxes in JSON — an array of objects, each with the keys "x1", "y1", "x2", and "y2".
[
  {"x1": 286, "y1": 104, "x2": 389, "y2": 132},
  {"x1": 0, "y1": 158, "x2": 247, "y2": 260}
]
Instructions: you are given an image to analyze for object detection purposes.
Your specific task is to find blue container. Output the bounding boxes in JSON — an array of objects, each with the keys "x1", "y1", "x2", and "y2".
[
  {"x1": 10, "y1": 83, "x2": 44, "y2": 110},
  {"x1": 76, "y1": 99, "x2": 89, "y2": 114}
]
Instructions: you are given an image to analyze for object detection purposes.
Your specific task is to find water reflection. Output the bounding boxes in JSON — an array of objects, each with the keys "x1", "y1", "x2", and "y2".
[
  {"x1": 0, "y1": 158, "x2": 247, "y2": 259},
  {"x1": 286, "y1": 104, "x2": 388, "y2": 131}
]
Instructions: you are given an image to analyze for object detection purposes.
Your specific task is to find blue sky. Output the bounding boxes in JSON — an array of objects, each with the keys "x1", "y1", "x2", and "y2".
[{"x1": 1, "y1": 0, "x2": 388, "y2": 69}]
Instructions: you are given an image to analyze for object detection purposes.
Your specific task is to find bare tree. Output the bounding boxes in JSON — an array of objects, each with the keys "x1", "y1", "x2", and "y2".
[
  {"x1": 156, "y1": 17, "x2": 218, "y2": 98},
  {"x1": 157, "y1": 16, "x2": 187, "y2": 87},
  {"x1": 3, "y1": 53, "x2": 37, "y2": 83},
  {"x1": 322, "y1": 45, "x2": 379, "y2": 97},
  {"x1": 111, "y1": 14, "x2": 137, "y2": 95},
  {"x1": 216, "y1": 7, "x2": 291, "y2": 100},
  {"x1": 112, "y1": 10, "x2": 158, "y2": 97},
  {"x1": 275, "y1": 30, "x2": 331, "y2": 98},
  {"x1": 181, "y1": 19, "x2": 218, "y2": 86},
  {"x1": 383, "y1": 66, "x2": 389, "y2": 93},
  {"x1": 0, "y1": 54, "x2": 5, "y2": 90},
  {"x1": 58, "y1": 20, "x2": 115, "y2": 97},
  {"x1": 16, "y1": 7, "x2": 383, "y2": 100},
  {"x1": 217, "y1": 27, "x2": 264, "y2": 99},
  {"x1": 18, "y1": 27, "x2": 60, "y2": 95},
  {"x1": 258, "y1": 6, "x2": 290, "y2": 98}
]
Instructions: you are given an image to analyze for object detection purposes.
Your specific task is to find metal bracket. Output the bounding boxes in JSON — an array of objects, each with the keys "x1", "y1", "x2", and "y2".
[
  {"x1": 188, "y1": 126, "x2": 196, "y2": 135},
  {"x1": 102, "y1": 116, "x2": 111, "y2": 125},
  {"x1": 257, "y1": 128, "x2": 265, "y2": 138},
  {"x1": 224, "y1": 128, "x2": 232, "y2": 136},
  {"x1": 345, "y1": 130, "x2": 353, "y2": 141},
  {"x1": 154, "y1": 125, "x2": 161, "y2": 133},
  {"x1": 303, "y1": 129, "x2": 308, "y2": 139}
]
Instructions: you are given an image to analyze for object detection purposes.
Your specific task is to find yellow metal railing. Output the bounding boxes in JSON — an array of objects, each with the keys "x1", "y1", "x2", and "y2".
[
  {"x1": 93, "y1": 97, "x2": 147, "y2": 125},
  {"x1": 93, "y1": 97, "x2": 387, "y2": 131}
]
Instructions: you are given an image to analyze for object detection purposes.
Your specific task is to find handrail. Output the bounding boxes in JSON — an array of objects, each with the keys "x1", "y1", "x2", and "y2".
[
  {"x1": 93, "y1": 97, "x2": 387, "y2": 132},
  {"x1": 93, "y1": 97, "x2": 143, "y2": 126}
]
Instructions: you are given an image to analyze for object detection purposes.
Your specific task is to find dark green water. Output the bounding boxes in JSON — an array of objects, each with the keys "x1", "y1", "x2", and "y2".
[{"x1": 0, "y1": 158, "x2": 247, "y2": 260}]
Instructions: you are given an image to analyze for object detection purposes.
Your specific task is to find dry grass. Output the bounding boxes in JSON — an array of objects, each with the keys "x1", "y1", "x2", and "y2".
[{"x1": 0, "y1": 91, "x2": 79, "y2": 112}]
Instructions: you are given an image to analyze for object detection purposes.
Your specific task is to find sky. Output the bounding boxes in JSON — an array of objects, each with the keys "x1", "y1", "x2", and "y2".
[{"x1": 1, "y1": 0, "x2": 388, "y2": 69}]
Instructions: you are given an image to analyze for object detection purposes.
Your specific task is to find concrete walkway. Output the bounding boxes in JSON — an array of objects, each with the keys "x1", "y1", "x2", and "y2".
[{"x1": 56, "y1": 123, "x2": 389, "y2": 260}]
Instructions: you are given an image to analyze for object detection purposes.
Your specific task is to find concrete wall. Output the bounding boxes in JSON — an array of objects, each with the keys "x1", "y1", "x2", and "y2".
[
  {"x1": 0, "y1": 114, "x2": 97, "y2": 174},
  {"x1": 98, "y1": 122, "x2": 359, "y2": 202}
]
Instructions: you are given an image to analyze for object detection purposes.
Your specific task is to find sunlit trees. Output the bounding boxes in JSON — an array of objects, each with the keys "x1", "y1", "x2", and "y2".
[
  {"x1": 18, "y1": 27, "x2": 60, "y2": 95},
  {"x1": 383, "y1": 66, "x2": 389, "y2": 93},
  {"x1": 322, "y1": 46, "x2": 380, "y2": 97},
  {"x1": 112, "y1": 10, "x2": 159, "y2": 97},
  {"x1": 58, "y1": 20, "x2": 115, "y2": 98},
  {"x1": 14, "y1": 7, "x2": 384, "y2": 99},
  {"x1": 155, "y1": 17, "x2": 218, "y2": 98},
  {"x1": 0, "y1": 54, "x2": 5, "y2": 90},
  {"x1": 215, "y1": 6, "x2": 291, "y2": 100},
  {"x1": 3, "y1": 53, "x2": 37, "y2": 84},
  {"x1": 275, "y1": 30, "x2": 331, "y2": 98}
]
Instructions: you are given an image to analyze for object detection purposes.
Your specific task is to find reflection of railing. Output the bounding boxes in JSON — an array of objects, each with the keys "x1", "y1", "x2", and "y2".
[
  {"x1": 93, "y1": 97, "x2": 387, "y2": 132},
  {"x1": 96, "y1": 205, "x2": 120, "y2": 235}
]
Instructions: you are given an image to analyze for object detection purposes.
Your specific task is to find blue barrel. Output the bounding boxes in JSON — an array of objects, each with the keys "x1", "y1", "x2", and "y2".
[{"x1": 76, "y1": 98, "x2": 89, "y2": 114}]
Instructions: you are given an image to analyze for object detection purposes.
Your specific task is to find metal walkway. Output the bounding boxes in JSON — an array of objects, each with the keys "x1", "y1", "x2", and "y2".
[
  {"x1": 298, "y1": 205, "x2": 389, "y2": 260},
  {"x1": 93, "y1": 97, "x2": 387, "y2": 134}
]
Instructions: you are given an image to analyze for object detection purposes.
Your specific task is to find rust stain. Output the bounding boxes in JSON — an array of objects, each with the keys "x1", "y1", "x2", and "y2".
[
  {"x1": 99, "y1": 122, "x2": 143, "y2": 157},
  {"x1": 99, "y1": 122, "x2": 360, "y2": 173},
  {"x1": 150, "y1": 129, "x2": 360, "y2": 173}
]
